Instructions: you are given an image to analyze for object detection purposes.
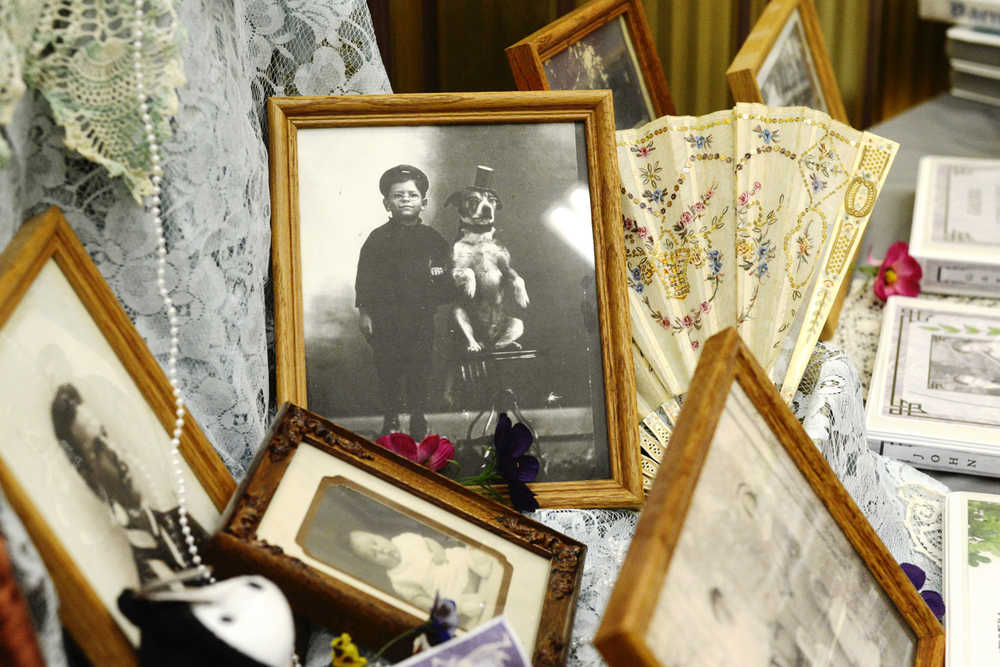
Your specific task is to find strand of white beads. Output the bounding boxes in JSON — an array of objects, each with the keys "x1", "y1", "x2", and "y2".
[
  {"x1": 132, "y1": 0, "x2": 210, "y2": 583},
  {"x1": 132, "y1": 5, "x2": 300, "y2": 665}
]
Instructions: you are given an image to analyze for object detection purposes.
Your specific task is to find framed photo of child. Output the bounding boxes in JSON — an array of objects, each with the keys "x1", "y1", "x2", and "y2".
[
  {"x1": 594, "y1": 328, "x2": 944, "y2": 666},
  {"x1": 505, "y1": 0, "x2": 673, "y2": 129},
  {"x1": 0, "y1": 207, "x2": 235, "y2": 666},
  {"x1": 207, "y1": 403, "x2": 585, "y2": 665},
  {"x1": 268, "y1": 91, "x2": 642, "y2": 509}
]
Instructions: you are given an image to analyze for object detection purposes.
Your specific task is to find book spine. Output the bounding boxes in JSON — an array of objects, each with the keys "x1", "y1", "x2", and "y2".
[
  {"x1": 921, "y1": 0, "x2": 1000, "y2": 27},
  {"x1": 920, "y1": 258, "x2": 1000, "y2": 296},
  {"x1": 873, "y1": 440, "x2": 1000, "y2": 476}
]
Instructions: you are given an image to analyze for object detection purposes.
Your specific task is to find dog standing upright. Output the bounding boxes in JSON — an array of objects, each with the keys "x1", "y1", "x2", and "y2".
[{"x1": 448, "y1": 166, "x2": 529, "y2": 352}]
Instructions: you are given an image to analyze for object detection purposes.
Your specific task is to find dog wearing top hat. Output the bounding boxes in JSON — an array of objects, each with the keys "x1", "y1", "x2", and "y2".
[{"x1": 448, "y1": 165, "x2": 529, "y2": 352}]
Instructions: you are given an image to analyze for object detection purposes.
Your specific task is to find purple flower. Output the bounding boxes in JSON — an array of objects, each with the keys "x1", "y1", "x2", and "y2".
[
  {"x1": 901, "y1": 562, "x2": 945, "y2": 620},
  {"x1": 494, "y1": 413, "x2": 539, "y2": 512},
  {"x1": 426, "y1": 593, "x2": 458, "y2": 644}
]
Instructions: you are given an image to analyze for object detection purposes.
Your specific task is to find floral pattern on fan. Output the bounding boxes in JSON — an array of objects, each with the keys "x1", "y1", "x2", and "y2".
[{"x1": 617, "y1": 104, "x2": 899, "y2": 487}]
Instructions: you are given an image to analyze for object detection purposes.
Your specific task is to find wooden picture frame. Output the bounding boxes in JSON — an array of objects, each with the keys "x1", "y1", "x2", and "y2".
[
  {"x1": 208, "y1": 403, "x2": 585, "y2": 665},
  {"x1": 594, "y1": 327, "x2": 945, "y2": 666},
  {"x1": 269, "y1": 91, "x2": 642, "y2": 509},
  {"x1": 505, "y1": 0, "x2": 673, "y2": 129},
  {"x1": 0, "y1": 207, "x2": 235, "y2": 666},
  {"x1": 727, "y1": 0, "x2": 848, "y2": 124}
]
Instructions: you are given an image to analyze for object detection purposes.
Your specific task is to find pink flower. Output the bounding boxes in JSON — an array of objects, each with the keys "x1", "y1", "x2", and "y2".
[
  {"x1": 738, "y1": 191, "x2": 750, "y2": 207},
  {"x1": 702, "y1": 189, "x2": 713, "y2": 201},
  {"x1": 376, "y1": 432, "x2": 455, "y2": 471},
  {"x1": 636, "y1": 145, "x2": 652, "y2": 158},
  {"x1": 873, "y1": 242, "x2": 922, "y2": 301},
  {"x1": 694, "y1": 201, "x2": 706, "y2": 212},
  {"x1": 753, "y1": 181, "x2": 761, "y2": 191},
  {"x1": 679, "y1": 210, "x2": 693, "y2": 225},
  {"x1": 700, "y1": 301, "x2": 711, "y2": 313},
  {"x1": 682, "y1": 315, "x2": 693, "y2": 327},
  {"x1": 691, "y1": 340, "x2": 700, "y2": 350}
]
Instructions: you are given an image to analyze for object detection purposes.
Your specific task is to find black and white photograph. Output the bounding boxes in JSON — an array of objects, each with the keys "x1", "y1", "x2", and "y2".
[
  {"x1": 542, "y1": 17, "x2": 655, "y2": 129},
  {"x1": 295, "y1": 121, "x2": 612, "y2": 483},
  {"x1": 0, "y1": 259, "x2": 220, "y2": 644},
  {"x1": 928, "y1": 335, "x2": 1000, "y2": 395},
  {"x1": 645, "y1": 384, "x2": 917, "y2": 665},
  {"x1": 252, "y1": 441, "x2": 554, "y2": 649},
  {"x1": 295, "y1": 477, "x2": 510, "y2": 627},
  {"x1": 756, "y1": 10, "x2": 828, "y2": 113}
]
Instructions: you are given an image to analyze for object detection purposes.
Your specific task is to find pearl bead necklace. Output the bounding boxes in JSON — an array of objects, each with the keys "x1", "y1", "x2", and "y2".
[
  {"x1": 133, "y1": 5, "x2": 300, "y2": 664},
  {"x1": 132, "y1": 0, "x2": 211, "y2": 584}
]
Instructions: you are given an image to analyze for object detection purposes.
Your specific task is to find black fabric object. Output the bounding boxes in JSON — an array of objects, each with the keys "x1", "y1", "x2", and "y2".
[{"x1": 117, "y1": 590, "x2": 269, "y2": 667}]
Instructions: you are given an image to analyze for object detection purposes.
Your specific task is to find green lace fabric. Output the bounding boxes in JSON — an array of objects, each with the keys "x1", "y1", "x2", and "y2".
[{"x1": 0, "y1": 0, "x2": 183, "y2": 200}]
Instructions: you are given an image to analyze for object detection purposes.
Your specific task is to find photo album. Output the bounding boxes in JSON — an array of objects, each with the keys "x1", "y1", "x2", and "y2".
[
  {"x1": 909, "y1": 156, "x2": 1000, "y2": 297},
  {"x1": 867, "y1": 296, "x2": 1000, "y2": 476},
  {"x1": 945, "y1": 491, "x2": 1000, "y2": 667}
]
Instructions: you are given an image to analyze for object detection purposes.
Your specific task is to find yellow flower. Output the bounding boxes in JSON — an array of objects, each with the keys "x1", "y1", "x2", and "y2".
[
  {"x1": 331, "y1": 633, "x2": 367, "y2": 667},
  {"x1": 736, "y1": 240, "x2": 751, "y2": 257}
]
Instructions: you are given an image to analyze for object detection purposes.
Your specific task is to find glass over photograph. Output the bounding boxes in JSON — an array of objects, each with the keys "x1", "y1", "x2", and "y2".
[
  {"x1": 296, "y1": 477, "x2": 511, "y2": 627},
  {"x1": 296, "y1": 121, "x2": 611, "y2": 483},
  {"x1": 0, "y1": 260, "x2": 219, "y2": 643},
  {"x1": 646, "y1": 383, "x2": 916, "y2": 665},
  {"x1": 756, "y1": 10, "x2": 828, "y2": 112},
  {"x1": 542, "y1": 16, "x2": 655, "y2": 129}
]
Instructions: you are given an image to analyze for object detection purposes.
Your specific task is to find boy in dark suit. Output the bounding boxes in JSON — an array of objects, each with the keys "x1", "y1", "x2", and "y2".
[{"x1": 355, "y1": 165, "x2": 450, "y2": 438}]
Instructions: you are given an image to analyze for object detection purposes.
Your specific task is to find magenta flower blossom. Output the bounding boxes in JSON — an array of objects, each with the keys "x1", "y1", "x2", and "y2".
[
  {"x1": 376, "y1": 432, "x2": 454, "y2": 471},
  {"x1": 873, "y1": 242, "x2": 922, "y2": 301}
]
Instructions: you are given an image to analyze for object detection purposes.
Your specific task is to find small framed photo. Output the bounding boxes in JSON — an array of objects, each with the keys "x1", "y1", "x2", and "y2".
[
  {"x1": 505, "y1": 0, "x2": 673, "y2": 129},
  {"x1": 909, "y1": 156, "x2": 1000, "y2": 297},
  {"x1": 727, "y1": 0, "x2": 848, "y2": 124},
  {"x1": 945, "y1": 491, "x2": 1000, "y2": 667},
  {"x1": 0, "y1": 207, "x2": 235, "y2": 665},
  {"x1": 867, "y1": 296, "x2": 1000, "y2": 458},
  {"x1": 269, "y1": 91, "x2": 642, "y2": 508},
  {"x1": 595, "y1": 328, "x2": 944, "y2": 666},
  {"x1": 208, "y1": 403, "x2": 584, "y2": 665}
]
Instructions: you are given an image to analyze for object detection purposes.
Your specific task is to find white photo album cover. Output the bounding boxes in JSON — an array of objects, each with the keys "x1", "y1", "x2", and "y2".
[
  {"x1": 909, "y1": 156, "x2": 1000, "y2": 296},
  {"x1": 867, "y1": 296, "x2": 1000, "y2": 454},
  {"x1": 945, "y1": 491, "x2": 1000, "y2": 667}
]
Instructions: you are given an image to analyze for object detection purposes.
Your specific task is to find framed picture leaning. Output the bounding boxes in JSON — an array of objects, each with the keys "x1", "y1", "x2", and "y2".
[
  {"x1": 208, "y1": 403, "x2": 585, "y2": 665},
  {"x1": 0, "y1": 207, "x2": 235, "y2": 666},
  {"x1": 727, "y1": 0, "x2": 847, "y2": 124},
  {"x1": 595, "y1": 327, "x2": 945, "y2": 666},
  {"x1": 269, "y1": 91, "x2": 642, "y2": 509},
  {"x1": 505, "y1": 0, "x2": 673, "y2": 129}
]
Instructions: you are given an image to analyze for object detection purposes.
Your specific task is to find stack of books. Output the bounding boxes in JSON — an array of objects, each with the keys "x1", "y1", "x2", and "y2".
[
  {"x1": 947, "y1": 26, "x2": 1000, "y2": 106},
  {"x1": 919, "y1": 0, "x2": 1000, "y2": 104},
  {"x1": 867, "y1": 157, "x2": 1000, "y2": 476}
]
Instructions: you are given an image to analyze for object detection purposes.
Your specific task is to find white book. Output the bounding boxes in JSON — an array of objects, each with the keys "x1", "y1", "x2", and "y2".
[
  {"x1": 873, "y1": 440, "x2": 1000, "y2": 477},
  {"x1": 920, "y1": 0, "x2": 1000, "y2": 29},
  {"x1": 945, "y1": 491, "x2": 1000, "y2": 666},
  {"x1": 910, "y1": 156, "x2": 1000, "y2": 297},
  {"x1": 866, "y1": 297, "x2": 1000, "y2": 465}
]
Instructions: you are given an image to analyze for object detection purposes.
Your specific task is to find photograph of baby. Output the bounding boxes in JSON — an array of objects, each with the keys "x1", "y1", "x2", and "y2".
[
  {"x1": 928, "y1": 336, "x2": 1000, "y2": 396},
  {"x1": 756, "y1": 10, "x2": 828, "y2": 113},
  {"x1": 542, "y1": 16, "x2": 655, "y2": 129},
  {"x1": 296, "y1": 121, "x2": 611, "y2": 483},
  {"x1": 295, "y1": 477, "x2": 510, "y2": 626}
]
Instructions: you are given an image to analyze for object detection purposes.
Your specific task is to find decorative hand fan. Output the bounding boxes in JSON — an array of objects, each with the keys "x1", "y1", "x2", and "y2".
[{"x1": 617, "y1": 103, "x2": 898, "y2": 489}]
